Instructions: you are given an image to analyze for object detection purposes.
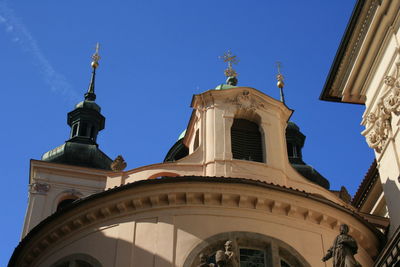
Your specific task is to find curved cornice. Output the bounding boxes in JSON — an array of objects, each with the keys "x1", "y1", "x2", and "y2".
[{"x1": 9, "y1": 176, "x2": 384, "y2": 267}]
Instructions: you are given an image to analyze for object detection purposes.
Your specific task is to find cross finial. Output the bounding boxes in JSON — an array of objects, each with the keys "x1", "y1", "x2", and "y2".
[
  {"x1": 91, "y1": 43, "x2": 101, "y2": 69},
  {"x1": 220, "y1": 50, "x2": 238, "y2": 77},
  {"x1": 276, "y1": 61, "x2": 282, "y2": 74}
]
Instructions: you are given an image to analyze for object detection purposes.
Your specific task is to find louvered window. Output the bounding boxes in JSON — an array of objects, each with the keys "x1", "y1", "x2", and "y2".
[{"x1": 231, "y1": 119, "x2": 263, "y2": 162}]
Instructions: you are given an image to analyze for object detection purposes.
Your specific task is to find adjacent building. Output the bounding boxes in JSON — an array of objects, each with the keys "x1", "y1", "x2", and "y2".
[{"x1": 321, "y1": 0, "x2": 400, "y2": 265}]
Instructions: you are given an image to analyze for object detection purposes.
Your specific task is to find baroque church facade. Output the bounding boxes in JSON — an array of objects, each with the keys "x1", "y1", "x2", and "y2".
[{"x1": 9, "y1": 1, "x2": 400, "y2": 266}]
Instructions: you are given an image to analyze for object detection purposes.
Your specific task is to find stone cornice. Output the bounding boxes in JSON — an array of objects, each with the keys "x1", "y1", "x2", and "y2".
[
  {"x1": 30, "y1": 160, "x2": 109, "y2": 184},
  {"x1": 9, "y1": 177, "x2": 383, "y2": 267},
  {"x1": 320, "y1": 0, "x2": 380, "y2": 103}
]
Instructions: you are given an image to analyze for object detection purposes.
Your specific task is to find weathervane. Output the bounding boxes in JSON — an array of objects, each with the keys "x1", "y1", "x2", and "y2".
[
  {"x1": 91, "y1": 43, "x2": 101, "y2": 69},
  {"x1": 276, "y1": 61, "x2": 285, "y2": 104}
]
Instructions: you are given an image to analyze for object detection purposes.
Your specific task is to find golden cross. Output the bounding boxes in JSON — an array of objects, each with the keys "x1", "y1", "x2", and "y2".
[
  {"x1": 92, "y1": 43, "x2": 101, "y2": 63},
  {"x1": 220, "y1": 50, "x2": 238, "y2": 69},
  {"x1": 220, "y1": 50, "x2": 238, "y2": 77}
]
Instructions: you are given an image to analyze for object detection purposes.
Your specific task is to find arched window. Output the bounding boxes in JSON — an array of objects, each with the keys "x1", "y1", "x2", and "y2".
[
  {"x1": 184, "y1": 232, "x2": 310, "y2": 267},
  {"x1": 231, "y1": 119, "x2": 263, "y2": 162},
  {"x1": 51, "y1": 254, "x2": 102, "y2": 267}
]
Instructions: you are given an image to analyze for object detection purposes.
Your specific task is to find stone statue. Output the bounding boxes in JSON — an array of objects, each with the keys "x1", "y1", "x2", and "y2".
[
  {"x1": 215, "y1": 250, "x2": 226, "y2": 267},
  {"x1": 197, "y1": 253, "x2": 214, "y2": 267},
  {"x1": 197, "y1": 240, "x2": 239, "y2": 267},
  {"x1": 322, "y1": 224, "x2": 361, "y2": 267},
  {"x1": 224, "y1": 240, "x2": 239, "y2": 267}
]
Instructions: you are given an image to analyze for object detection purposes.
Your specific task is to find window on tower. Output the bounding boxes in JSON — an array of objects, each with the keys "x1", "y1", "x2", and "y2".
[
  {"x1": 72, "y1": 124, "x2": 78, "y2": 137},
  {"x1": 231, "y1": 118, "x2": 263, "y2": 163},
  {"x1": 80, "y1": 122, "x2": 88, "y2": 137}
]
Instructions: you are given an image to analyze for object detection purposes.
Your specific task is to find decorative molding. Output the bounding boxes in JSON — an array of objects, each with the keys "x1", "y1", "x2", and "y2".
[
  {"x1": 62, "y1": 189, "x2": 83, "y2": 198},
  {"x1": 29, "y1": 182, "x2": 50, "y2": 195},
  {"x1": 16, "y1": 185, "x2": 377, "y2": 267},
  {"x1": 111, "y1": 155, "x2": 127, "y2": 172},
  {"x1": 331, "y1": 0, "x2": 380, "y2": 98},
  {"x1": 363, "y1": 62, "x2": 400, "y2": 152},
  {"x1": 226, "y1": 90, "x2": 264, "y2": 111}
]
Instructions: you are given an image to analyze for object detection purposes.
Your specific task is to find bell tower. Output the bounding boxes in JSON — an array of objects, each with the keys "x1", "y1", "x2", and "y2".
[
  {"x1": 41, "y1": 43, "x2": 111, "y2": 170},
  {"x1": 22, "y1": 45, "x2": 112, "y2": 237}
]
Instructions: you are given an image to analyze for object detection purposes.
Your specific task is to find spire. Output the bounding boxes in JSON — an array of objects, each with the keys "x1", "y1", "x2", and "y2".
[
  {"x1": 220, "y1": 50, "x2": 238, "y2": 86},
  {"x1": 276, "y1": 61, "x2": 285, "y2": 104},
  {"x1": 84, "y1": 43, "x2": 100, "y2": 101},
  {"x1": 41, "y1": 43, "x2": 112, "y2": 170},
  {"x1": 65, "y1": 43, "x2": 105, "y2": 146}
]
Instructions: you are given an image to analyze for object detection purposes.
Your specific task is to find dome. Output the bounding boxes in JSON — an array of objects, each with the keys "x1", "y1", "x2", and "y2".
[
  {"x1": 286, "y1": 121, "x2": 300, "y2": 131},
  {"x1": 178, "y1": 129, "x2": 186, "y2": 140},
  {"x1": 75, "y1": 100, "x2": 101, "y2": 112},
  {"x1": 214, "y1": 84, "x2": 238, "y2": 90},
  {"x1": 285, "y1": 121, "x2": 330, "y2": 189}
]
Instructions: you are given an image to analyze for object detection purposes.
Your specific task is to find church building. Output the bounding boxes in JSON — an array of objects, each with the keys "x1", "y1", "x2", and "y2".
[{"x1": 8, "y1": 35, "x2": 385, "y2": 266}]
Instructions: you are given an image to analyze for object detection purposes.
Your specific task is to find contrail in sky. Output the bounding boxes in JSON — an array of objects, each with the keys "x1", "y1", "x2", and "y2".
[{"x1": 0, "y1": 1, "x2": 79, "y2": 103}]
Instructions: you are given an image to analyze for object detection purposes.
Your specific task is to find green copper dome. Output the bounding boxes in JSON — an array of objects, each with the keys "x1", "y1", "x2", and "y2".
[
  {"x1": 75, "y1": 100, "x2": 101, "y2": 112},
  {"x1": 214, "y1": 84, "x2": 238, "y2": 90},
  {"x1": 286, "y1": 121, "x2": 330, "y2": 189},
  {"x1": 41, "y1": 50, "x2": 112, "y2": 171},
  {"x1": 178, "y1": 129, "x2": 186, "y2": 140},
  {"x1": 215, "y1": 75, "x2": 238, "y2": 90}
]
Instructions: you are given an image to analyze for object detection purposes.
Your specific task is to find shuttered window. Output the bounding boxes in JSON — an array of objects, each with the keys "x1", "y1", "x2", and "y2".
[{"x1": 231, "y1": 119, "x2": 263, "y2": 163}]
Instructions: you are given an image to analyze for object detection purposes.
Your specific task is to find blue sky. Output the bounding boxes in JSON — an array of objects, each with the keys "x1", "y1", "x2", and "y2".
[{"x1": 0, "y1": 0, "x2": 371, "y2": 265}]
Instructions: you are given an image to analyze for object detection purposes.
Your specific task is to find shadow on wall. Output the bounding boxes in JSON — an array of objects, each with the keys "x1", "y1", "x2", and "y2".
[
  {"x1": 46, "y1": 219, "x2": 173, "y2": 267},
  {"x1": 41, "y1": 215, "x2": 310, "y2": 267},
  {"x1": 382, "y1": 178, "x2": 400, "y2": 233}
]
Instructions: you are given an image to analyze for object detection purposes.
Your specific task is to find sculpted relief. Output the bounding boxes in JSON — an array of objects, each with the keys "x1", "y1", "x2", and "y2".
[{"x1": 363, "y1": 64, "x2": 400, "y2": 153}]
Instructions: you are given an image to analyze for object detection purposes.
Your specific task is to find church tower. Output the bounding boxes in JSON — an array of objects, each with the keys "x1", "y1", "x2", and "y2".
[{"x1": 21, "y1": 45, "x2": 112, "y2": 237}]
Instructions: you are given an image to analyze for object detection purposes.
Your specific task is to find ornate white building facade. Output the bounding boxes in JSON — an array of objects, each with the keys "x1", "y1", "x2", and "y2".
[{"x1": 321, "y1": 0, "x2": 400, "y2": 265}]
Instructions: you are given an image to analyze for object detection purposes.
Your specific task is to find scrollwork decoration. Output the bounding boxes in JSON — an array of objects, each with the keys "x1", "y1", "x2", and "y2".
[
  {"x1": 30, "y1": 182, "x2": 50, "y2": 195},
  {"x1": 364, "y1": 63, "x2": 400, "y2": 153},
  {"x1": 226, "y1": 91, "x2": 264, "y2": 111}
]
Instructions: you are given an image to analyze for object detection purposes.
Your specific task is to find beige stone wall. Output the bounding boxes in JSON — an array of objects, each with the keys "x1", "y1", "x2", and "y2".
[
  {"x1": 360, "y1": 4, "x2": 400, "y2": 236},
  {"x1": 17, "y1": 182, "x2": 379, "y2": 267},
  {"x1": 106, "y1": 87, "x2": 348, "y2": 207},
  {"x1": 22, "y1": 160, "x2": 108, "y2": 237}
]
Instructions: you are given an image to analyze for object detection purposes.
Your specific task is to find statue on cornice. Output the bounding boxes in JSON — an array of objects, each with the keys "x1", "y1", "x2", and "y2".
[{"x1": 322, "y1": 224, "x2": 361, "y2": 267}]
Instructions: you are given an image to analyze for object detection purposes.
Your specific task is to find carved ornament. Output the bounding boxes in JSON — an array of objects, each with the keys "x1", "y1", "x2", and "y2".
[
  {"x1": 363, "y1": 63, "x2": 400, "y2": 152},
  {"x1": 30, "y1": 182, "x2": 50, "y2": 195},
  {"x1": 111, "y1": 155, "x2": 127, "y2": 171},
  {"x1": 226, "y1": 90, "x2": 264, "y2": 111}
]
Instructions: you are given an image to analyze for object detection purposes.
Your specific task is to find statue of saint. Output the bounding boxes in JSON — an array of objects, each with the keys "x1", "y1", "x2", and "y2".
[
  {"x1": 322, "y1": 224, "x2": 361, "y2": 267},
  {"x1": 213, "y1": 240, "x2": 239, "y2": 267},
  {"x1": 224, "y1": 240, "x2": 239, "y2": 267}
]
